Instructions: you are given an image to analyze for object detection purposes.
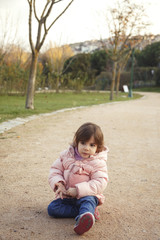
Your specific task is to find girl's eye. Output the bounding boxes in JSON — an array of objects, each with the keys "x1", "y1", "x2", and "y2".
[
  {"x1": 90, "y1": 143, "x2": 96, "y2": 147},
  {"x1": 81, "y1": 141, "x2": 85, "y2": 145}
]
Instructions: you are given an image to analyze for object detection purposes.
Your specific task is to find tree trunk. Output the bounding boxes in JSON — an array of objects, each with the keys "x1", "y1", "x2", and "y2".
[
  {"x1": 25, "y1": 51, "x2": 39, "y2": 109},
  {"x1": 116, "y1": 67, "x2": 121, "y2": 96},
  {"x1": 56, "y1": 76, "x2": 59, "y2": 93},
  {"x1": 110, "y1": 61, "x2": 117, "y2": 100}
]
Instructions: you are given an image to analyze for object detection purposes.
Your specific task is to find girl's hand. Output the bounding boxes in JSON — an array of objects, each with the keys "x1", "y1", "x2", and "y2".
[
  {"x1": 66, "y1": 187, "x2": 77, "y2": 198},
  {"x1": 55, "y1": 182, "x2": 67, "y2": 199}
]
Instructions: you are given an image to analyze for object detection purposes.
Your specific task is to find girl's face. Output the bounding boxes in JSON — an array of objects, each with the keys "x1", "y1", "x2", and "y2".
[{"x1": 77, "y1": 136, "x2": 97, "y2": 159}]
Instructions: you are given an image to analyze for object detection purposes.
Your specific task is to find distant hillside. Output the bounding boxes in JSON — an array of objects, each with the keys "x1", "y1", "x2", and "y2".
[{"x1": 69, "y1": 34, "x2": 160, "y2": 54}]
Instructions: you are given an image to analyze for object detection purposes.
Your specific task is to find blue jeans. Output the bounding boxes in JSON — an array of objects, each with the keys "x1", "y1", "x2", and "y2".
[{"x1": 47, "y1": 196, "x2": 98, "y2": 219}]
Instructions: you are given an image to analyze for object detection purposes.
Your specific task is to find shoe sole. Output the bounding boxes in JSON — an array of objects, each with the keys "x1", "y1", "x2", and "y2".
[
  {"x1": 94, "y1": 208, "x2": 100, "y2": 221},
  {"x1": 74, "y1": 213, "x2": 94, "y2": 235}
]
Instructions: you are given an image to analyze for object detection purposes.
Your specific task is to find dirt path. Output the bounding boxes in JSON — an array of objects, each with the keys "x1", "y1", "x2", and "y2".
[{"x1": 0, "y1": 92, "x2": 160, "y2": 240}]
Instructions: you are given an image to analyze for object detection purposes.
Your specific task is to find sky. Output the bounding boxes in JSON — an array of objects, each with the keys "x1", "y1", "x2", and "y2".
[{"x1": 0, "y1": 0, "x2": 160, "y2": 51}]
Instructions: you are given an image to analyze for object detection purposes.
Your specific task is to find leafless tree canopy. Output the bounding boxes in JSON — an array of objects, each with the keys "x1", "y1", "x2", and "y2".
[
  {"x1": 104, "y1": 0, "x2": 149, "y2": 100},
  {"x1": 27, "y1": 0, "x2": 74, "y2": 53}
]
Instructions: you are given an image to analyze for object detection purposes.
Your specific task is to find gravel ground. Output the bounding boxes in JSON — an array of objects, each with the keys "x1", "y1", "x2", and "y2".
[{"x1": 0, "y1": 92, "x2": 160, "y2": 240}]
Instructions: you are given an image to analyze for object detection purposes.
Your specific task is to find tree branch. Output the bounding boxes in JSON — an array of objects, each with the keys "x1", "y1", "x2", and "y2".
[
  {"x1": 54, "y1": 0, "x2": 63, "y2": 3},
  {"x1": 35, "y1": 22, "x2": 42, "y2": 50},
  {"x1": 38, "y1": 0, "x2": 74, "y2": 51},
  {"x1": 40, "y1": 1, "x2": 51, "y2": 19},
  {"x1": 47, "y1": 0, "x2": 74, "y2": 31},
  {"x1": 27, "y1": 0, "x2": 35, "y2": 54},
  {"x1": 62, "y1": 55, "x2": 77, "y2": 75},
  {"x1": 42, "y1": 1, "x2": 54, "y2": 22},
  {"x1": 33, "y1": 0, "x2": 39, "y2": 21}
]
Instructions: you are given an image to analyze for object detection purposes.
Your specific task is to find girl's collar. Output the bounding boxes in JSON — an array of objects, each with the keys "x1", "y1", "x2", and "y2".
[{"x1": 74, "y1": 147, "x2": 83, "y2": 160}]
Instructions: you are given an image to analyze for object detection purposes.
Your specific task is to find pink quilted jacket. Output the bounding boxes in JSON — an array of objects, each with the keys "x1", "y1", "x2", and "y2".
[{"x1": 48, "y1": 145, "x2": 109, "y2": 205}]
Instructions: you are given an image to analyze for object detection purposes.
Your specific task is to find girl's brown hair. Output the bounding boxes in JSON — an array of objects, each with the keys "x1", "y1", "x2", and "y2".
[{"x1": 73, "y1": 122, "x2": 105, "y2": 153}]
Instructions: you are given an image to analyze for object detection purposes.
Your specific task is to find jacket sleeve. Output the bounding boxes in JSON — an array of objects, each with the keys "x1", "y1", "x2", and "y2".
[
  {"x1": 48, "y1": 157, "x2": 65, "y2": 192},
  {"x1": 75, "y1": 160, "x2": 108, "y2": 199}
]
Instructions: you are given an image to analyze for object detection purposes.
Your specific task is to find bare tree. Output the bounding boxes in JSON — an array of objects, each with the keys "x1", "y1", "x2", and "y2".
[
  {"x1": 25, "y1": 0, "x2": 74, "y2": 109},
  {"x1": 105, "y1": 0, "x2": 149, "y2": 100},
  {"x1": 116, "y1": 49, "x2": 131, "y2": 95},
  {"x1": 0, "y1": 12, "x2": 20, "y2": 62}
]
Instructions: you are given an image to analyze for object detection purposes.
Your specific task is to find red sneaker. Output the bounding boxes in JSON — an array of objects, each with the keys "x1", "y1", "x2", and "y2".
[
  {"x1": 74, "y1": 212, "x2": 95, "y2": 235},
  {"x1": 94, "y1": 207, "x2": 100, "y2": 221}
]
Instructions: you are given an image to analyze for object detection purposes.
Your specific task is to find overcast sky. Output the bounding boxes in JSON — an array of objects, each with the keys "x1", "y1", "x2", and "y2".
[{"x1": 0, "y1": 0, "x2": 160, "y2": 50}]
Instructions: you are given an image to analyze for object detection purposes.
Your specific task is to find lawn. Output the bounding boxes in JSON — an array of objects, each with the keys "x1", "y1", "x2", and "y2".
[
  {"x1": 133, "y1": 87, "x2": 160, "y2": 92},
  {"x1": 0, "y1": 91, "x2": 141, "y2": 123}
]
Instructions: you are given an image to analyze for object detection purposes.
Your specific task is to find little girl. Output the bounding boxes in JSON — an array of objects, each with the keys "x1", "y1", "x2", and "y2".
[{"x1": 48, "y1": 122, "x2": 109, "y2": 235}]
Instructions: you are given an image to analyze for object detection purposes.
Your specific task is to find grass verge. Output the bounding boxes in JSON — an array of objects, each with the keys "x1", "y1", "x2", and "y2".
[
  {"x1": 133, "y1": 87, "x2": 160, "y2": 93},
  {"x1": 0, "y1": 91, "x2": 141, "y2": 123}
]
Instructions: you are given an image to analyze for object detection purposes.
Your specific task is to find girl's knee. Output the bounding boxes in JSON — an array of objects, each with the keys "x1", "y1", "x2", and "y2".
[
  {"x1": 47, "y1": 203, "x2": 55, "y2": 217},
  {"x1": 47, "y1": 200, "x2": 61, "y2": 217}
]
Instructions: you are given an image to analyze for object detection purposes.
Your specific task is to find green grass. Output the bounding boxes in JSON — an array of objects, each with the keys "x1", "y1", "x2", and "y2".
[
  {"x1": 133, "y1": 87, "x2": 160, "y2": 93},
  {"x1": 0, "y1": 92, "x2": 141, "y2": 123}
]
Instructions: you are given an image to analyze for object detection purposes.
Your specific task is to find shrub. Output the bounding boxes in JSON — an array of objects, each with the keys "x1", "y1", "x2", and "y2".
[
  {"x1": 95, "y1": 71, "x2": 112, "y2": 90},
  {"x1": 119, "y1": 72, "x2": 130, "y2": 90},
  {"x1": 133, "y1": 67, "x2": 157, "y2": 88},
  {"x1": 155, "y1": 68, "x2": 160, "y2": 86}
]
